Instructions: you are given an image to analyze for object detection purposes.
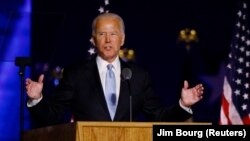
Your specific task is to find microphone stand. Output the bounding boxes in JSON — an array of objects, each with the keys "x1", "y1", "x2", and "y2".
[
  {"x1": 15, "y1": 57, "x2": 31, "y2": 141},
  {"x1": 18, "y1": 66, "x2": 25, "y2": 141},
  {"x1": 127, "y1": 81, "x2": 132, "y2": 122}
]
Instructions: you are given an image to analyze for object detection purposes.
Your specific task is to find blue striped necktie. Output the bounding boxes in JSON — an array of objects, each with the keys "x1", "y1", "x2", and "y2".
[{"x1": 105, "y1": 64, "x2": 117, "y2": 120}]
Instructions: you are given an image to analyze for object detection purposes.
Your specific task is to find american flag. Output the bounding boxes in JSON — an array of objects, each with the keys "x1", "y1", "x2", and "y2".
[{"x1": 219, "y1": 0, "x2": 250, "y2": 125}]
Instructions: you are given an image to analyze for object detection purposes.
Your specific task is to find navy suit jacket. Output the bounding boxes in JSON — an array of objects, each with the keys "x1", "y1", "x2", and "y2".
[{"x1": 29, "y1": 57, "x2": 191, "y2": 126}]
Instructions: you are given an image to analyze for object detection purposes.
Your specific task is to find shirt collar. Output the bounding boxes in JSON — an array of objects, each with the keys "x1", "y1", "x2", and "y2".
[{"x1": 96, "y1": 55, "x2": 120, "y2": 72}]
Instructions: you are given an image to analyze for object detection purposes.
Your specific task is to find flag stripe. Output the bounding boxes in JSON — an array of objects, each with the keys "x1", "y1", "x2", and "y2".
[
  {"x1": 220, "y1": 95, "x2": 230, "y2": 124},
  {"x1": 224, "y1": 77, "x2": 243, "y2": 124},
  {"x1": 242, "y1": 116, "x2": 250, "y2": 124}
]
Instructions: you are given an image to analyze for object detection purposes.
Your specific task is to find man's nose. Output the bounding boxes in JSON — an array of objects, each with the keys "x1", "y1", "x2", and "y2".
[{"x1": 105, "y1": 34, "x2": 111, "y2": 42}]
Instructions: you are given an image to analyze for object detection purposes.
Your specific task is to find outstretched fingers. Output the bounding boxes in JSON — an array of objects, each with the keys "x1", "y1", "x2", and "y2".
[{"x1": 193, "y1": 84, "x2": 204, "y2": 98}]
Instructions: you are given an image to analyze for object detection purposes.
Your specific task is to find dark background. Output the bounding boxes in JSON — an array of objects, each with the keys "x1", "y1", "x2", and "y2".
[{"x1": 31, "y1": 0, "x2": 249, "y2": 124}]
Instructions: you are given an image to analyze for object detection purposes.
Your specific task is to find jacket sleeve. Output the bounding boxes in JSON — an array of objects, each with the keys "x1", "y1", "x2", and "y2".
[{"x1": 28, "y1": 67, "x2": 74, "y2": 127}]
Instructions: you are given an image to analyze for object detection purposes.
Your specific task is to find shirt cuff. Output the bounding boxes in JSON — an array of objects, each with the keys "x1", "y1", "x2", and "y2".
[
  {"x1": 179, "y1": 99, "x2": 193, "y2": 114},
  {"x1": 27, "y1": 96, "x2": 43, "y2": 107}
]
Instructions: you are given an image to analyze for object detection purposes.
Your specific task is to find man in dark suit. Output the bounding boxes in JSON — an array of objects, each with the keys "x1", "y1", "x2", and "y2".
[{"x1": 26, "y1": 12, "x2": 204, "y2": 126}]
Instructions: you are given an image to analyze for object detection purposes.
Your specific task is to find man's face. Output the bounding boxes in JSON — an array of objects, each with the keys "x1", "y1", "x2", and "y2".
[{"x1": 91, "y1": 17, "x2": 125, "y2": 63}]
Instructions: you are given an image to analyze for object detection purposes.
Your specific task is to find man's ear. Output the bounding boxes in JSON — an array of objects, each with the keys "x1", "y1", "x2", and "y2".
[
  {"x1": 90, "y1": 37, "x2": 95, "y2": 46},
  {"x1": 121, "y1": 35, "x2": 125, "y2": 46}
]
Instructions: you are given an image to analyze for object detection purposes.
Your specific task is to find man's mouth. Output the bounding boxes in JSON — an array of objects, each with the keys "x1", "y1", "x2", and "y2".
[{"x1": 104, "y1": 46, "x2": 112, "y2": 50}]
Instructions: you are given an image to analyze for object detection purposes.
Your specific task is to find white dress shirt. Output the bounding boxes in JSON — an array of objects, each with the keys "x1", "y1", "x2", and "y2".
[{"x1": 96, "y1": 55, "x2": 121, "y2": 102}]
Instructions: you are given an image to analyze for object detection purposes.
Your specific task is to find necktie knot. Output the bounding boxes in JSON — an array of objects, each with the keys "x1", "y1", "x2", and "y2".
[{"x1": 107, "y1": 64, "x2": 113, "y2": 70}]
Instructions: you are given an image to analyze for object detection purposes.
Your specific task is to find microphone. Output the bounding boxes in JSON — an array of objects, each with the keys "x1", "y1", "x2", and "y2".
[
  {"x1": 15, "y1": 57, "x2": 32, "y2": 76},
  {"x1": 122, "y1": 68, "x2": 132, "y2": 80},
  {"x1": 122, "y1": 68, "x2": 133, "y2": 122}
]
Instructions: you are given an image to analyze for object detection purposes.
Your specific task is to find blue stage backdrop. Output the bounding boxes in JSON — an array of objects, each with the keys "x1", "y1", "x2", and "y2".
[{"x1": 0, "y1": 0, "x2": 31, "y2": 141}]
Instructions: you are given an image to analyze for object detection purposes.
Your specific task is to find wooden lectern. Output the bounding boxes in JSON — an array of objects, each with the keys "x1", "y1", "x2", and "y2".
[{"x1": 23, "y1": 122, "x2": 211, "y2": 141}]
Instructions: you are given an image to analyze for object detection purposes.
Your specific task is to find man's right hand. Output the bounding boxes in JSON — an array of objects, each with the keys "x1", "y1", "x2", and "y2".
[{"x1": 25, "y1": 74, "x2": 44, "y2": 100}]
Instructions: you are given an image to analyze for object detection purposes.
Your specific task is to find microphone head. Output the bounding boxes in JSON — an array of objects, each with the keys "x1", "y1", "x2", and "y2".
[
  {"x1": 15, "y1": 57, "x2": 32, "y2": 67},
  {"x1": 122, "y1": 68, "x2": 132, "y2": 80}
]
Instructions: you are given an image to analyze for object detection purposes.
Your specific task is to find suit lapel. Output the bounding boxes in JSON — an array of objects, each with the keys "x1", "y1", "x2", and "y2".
[
  {"x1": 85, "y1": 59, "x2": 111, "y2": 120},
  {"x1": 114, "y1": 60, "x2": 130, "y2": 120}
]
